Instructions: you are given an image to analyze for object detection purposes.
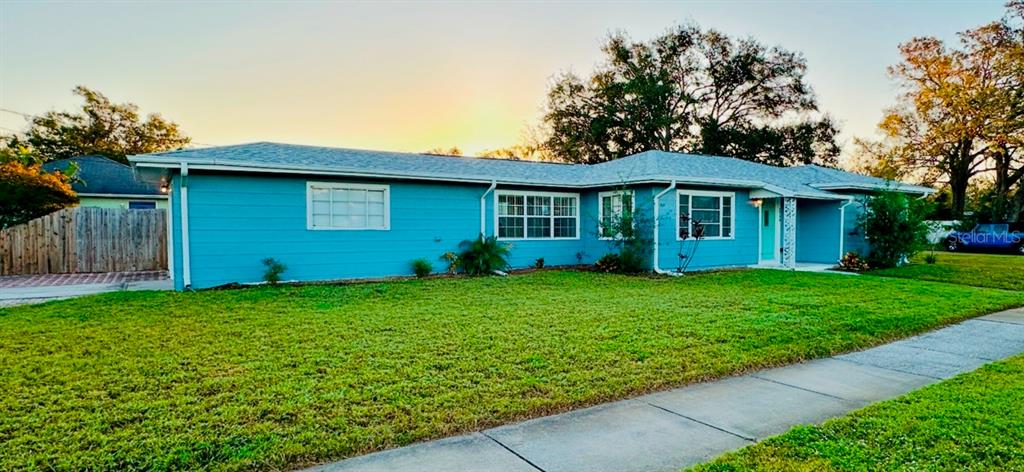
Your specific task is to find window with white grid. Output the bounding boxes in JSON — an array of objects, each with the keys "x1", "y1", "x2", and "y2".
[
  {"x1": 307, "y1": 182, "x2": 390, "y2": 230},
  {"x1": 497, "y1": 191, "x2": 578, "y2": 239}
]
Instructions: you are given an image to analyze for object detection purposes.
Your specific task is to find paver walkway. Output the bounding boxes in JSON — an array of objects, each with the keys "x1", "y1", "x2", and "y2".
[
  {"x1": 308, "y1": 307, "x2": 1024, "y2": 472},
  {"x1": 0, "y1": 271, "x2": 171, "y2": 307}
]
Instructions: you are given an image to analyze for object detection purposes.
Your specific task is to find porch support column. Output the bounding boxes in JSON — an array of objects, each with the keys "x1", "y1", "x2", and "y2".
[{"x1": 782, "y1": 197, "x2": 797, "y2": 269}]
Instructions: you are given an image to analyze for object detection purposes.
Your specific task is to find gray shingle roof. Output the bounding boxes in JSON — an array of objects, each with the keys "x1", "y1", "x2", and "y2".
[
  {"x1": 130, "y1": 142, "x2": 931, "y2": 199},
  {"x1": 43, "y1": 155, "x2": 164, "y2": 196}
]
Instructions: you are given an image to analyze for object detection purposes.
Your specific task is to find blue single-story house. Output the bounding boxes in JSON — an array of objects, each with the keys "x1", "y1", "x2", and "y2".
[{"x1": 130, "y1": 142, "x2": 931, "y2": 290}]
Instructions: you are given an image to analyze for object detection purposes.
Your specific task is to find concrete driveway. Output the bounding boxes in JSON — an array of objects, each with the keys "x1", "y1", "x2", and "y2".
[{"x1": 0, "y1": 271, "x2": 171, "y2": 307}]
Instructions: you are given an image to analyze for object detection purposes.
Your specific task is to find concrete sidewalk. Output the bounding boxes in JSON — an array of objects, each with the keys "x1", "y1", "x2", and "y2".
[
  {"x1": 308, "y1": 308, "x2": 1024, "y2": 472},
  {"x1": 0, "y1": 271, "x2": 171, "y2": 307}
]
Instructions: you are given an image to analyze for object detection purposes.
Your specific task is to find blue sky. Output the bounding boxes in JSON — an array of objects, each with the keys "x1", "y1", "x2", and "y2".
[{"x1": 0, "y1": 1, "x2": 1008, "y2": 163}]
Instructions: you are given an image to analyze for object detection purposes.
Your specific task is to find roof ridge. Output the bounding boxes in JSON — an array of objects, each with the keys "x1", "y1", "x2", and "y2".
[{"x1": 235, "y1": 141, "x2": 585, "y2": 167}]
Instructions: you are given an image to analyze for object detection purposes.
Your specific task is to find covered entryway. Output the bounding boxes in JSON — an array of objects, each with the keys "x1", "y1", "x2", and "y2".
[{"x1": 750, "y1": 195, "x2": 799, "y2": 268}]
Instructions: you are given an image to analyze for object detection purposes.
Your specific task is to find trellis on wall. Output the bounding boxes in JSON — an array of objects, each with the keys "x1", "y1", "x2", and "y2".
[{"x1": 782, "y1": 197, "x2": 797, "y2": 269}]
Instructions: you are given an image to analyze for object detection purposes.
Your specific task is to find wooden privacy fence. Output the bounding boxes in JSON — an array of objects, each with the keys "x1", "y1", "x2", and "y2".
[{"x1": 0, "y1": 207, "x2": 168, "y2": 275}]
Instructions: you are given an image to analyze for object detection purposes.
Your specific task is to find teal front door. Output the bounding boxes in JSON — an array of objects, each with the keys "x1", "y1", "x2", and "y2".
[{"x1": 760, "y1": 200, "x2": 778, "y2": 262}]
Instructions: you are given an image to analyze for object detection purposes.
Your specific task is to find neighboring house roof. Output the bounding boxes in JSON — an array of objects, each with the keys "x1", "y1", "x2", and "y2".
[
  {"x1": 43, "y1": 155, "x2": 166, "y2": 197},
  {"x1": 130, "y1": 142, "x2": 932, "y2": 199}
]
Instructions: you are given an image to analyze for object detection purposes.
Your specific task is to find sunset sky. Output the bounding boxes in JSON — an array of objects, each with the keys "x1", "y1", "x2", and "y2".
[{"x1": 0, "y1": 1, "x2": 1008, "y2": 163}]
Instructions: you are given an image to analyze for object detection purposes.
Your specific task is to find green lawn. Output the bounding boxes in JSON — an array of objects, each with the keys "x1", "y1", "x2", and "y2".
[
  {"x1": 692, "y1": 353, "x2": 1024, "y2": 471},
  {"x1": 2, "y1": 270, "x2": 1023, "y2": 471},
  {"x1": 868, "y1": 252, "x2": 1024, "y2": 291}
]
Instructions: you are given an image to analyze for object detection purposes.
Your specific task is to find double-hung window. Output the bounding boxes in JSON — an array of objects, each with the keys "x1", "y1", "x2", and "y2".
[
  {"x1": 678, "y1": 190, "x2": 734, "y2": 239},
  {"x1": 307, "y1": 182, "x2": 390, "y2": 230},
  {"x1": 599, "y1": 190, "x2": 634, "y2": 239},
  {"x1": 497, "y1": 191, "x2": 579, "y2": 239}
]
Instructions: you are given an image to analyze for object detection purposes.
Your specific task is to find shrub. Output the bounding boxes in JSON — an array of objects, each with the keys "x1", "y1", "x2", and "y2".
[
  {"x1": 924, "y1": 252, "x2": 938, "y2": 264},
  {"x1": 0, "y1": 148, "x2": 79, "y2": 228},
  {"x1": 618, "y1": 241, "x2": 647, "y2": 273},
  {"x1": 836, "y1": 251, "x2": 869, "y2": 272},
  {"x1": 457, "y1": 235, "x2": 510, "y2": 276},
  {"x1": 411, "y1": 258, "x2": 433, "y2": 278},
  {"x1": 860, "y1": 190, "x2": 933, "y2": 268},
  {"x1": 261, "y1": 257, "x2": 287, "y2": 285},
  {"x1": 534, "y1": 257, "x2": 545, "y2": 269},
  {"x1": 596, "y1": 199, "x2": 653, "y2": 274},
  {"x1": 595, "y1": 253, "x2": 621, "y2": 273},
  {"x1": 441, "y1": 252, "x2": 459, "y2": 275}
]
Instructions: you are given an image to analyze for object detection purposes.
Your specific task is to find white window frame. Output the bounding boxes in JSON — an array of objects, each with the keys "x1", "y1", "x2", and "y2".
[
  {"x1": 676, "y1": 189, "x2": 735, "y2": 241},
  {"x1": 306, "y1": 181, "x2": 391, "y2": 231},
  {"x1": 598, "y1": 190, "x2": 636, "y2": 240},
  {"x1": 495, "y1": 189, "x2": 580, "y2": 241}
]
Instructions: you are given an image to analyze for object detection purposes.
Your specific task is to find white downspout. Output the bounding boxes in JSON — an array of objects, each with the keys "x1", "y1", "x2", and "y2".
[
  {"x1": 653, "y1": 180, "x2": 678, "y2": 275},
  {"x1": 480, "y1": 180, "x2": 497, "y2": 237},
  {"x1": 837, "y1": 198, "x2": 854, "y2": 261},
  {"x1": 180, "y1": 162, "x2": 192, "y2": 289}
]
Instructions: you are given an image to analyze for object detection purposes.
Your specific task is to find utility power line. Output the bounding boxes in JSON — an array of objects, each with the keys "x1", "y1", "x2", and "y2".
[{"x1": 0, "y1": 107, "x2": 32, "y2": 118}]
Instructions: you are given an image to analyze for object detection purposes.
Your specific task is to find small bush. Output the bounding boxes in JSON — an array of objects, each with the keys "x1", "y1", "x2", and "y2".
[
  {"x1": 261, "y1": 257, "x2": 287, "y2": 285},
  {"x1": 441, "y1": 252, "x2": 459, "y2": 275},
  {"x1": 411, "y1": 258, "x2": 433, "y2": 278},
  {"x1": 924, "y1": 252, "x2": 938, "y2": 264},
  {"x1": 618, "y1": 242, "x2": 647, "y2": 273},
  {"x1": 836, "y1": 251, "x2": 869, "y2": 272},
  {"x1": 595, "y1": 253, "x2": 621, "y2": 273},
  {"x1": 458, "y1": 235, "x2": 511, "y2": 276},
  {"x1": 534, "y1": 258, "x2": 545, "y2": 269}
]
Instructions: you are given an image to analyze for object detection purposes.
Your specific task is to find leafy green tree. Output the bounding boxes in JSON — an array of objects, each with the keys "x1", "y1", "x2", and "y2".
[
  {"x1": 543, "y1": 24, "x2": 838, "y2": 166},
  {"x1": 5, "y1": 86, "x2": 190, "y2": 164},
  {"x1": 0, "y1": 146, "x2": 79, "y2": 228},
  {"x1": 860, "y1": 191, "x2": 933, "y2": 268}
]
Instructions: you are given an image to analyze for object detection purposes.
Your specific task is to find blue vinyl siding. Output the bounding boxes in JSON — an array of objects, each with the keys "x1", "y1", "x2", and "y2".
[
  {"x1": 796, "y1": 199, "x2": 842, "y2": 264},
  {"x1": 172, "y1": 173, "x2": 620, "y2": 289},
  {"x1": 176, "y1": 173, "x2": 485, "y2": 288},
  {"x1": 842, "y1": 195, "x2": 871, "y2": 257},
  {"x1": 656, "y1": 186, "x2": 759, "y2": 271},
  {"x1": 167, "y1": 171, "x2": 863, "y2": 290},
  {"x1": 170, "y1": 177, "x2": 185, "y2": 290}
]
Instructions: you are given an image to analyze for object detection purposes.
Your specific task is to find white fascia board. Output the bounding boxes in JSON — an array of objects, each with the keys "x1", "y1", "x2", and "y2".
[
  {"x1": 131, "y1": 160, "x2": 853, "y2": 199},
  {"x1": 77, "y1": 193, "x2": 168, "y2": 199},
  {"x1": 810, "y1": 182, "x2": 935, "y2": 195}
]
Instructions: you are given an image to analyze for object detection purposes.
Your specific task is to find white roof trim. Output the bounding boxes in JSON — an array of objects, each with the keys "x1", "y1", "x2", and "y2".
[
  {"x1": 78, "y1": 193, "x2": 168, "y2": 199},
  {"x1": 129, "y1": 157, "x2": 865, "y2": 200},
  {"x1": 810, "y1": 182, "x2": 934, "y2": 195}
]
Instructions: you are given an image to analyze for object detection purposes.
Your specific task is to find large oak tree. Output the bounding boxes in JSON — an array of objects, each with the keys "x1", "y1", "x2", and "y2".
[
  {"x1": 542, "y1": 24, "x2": 839, "y2": 166},
  {"x1": 859, "y1": 2, "x2": 1023, "y2": 219},
  {"x1": 5, "y1": 86, "x2": 191, "y2": 164}
]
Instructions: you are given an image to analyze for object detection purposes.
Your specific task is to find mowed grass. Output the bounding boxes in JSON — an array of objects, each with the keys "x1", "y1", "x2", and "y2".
[
  {"x1": 692, "y1": 353, "x2": 1024, "y2": 471},
  {"x1": 868, "y1": 252, "x2": 1024, "y2": 291},
  {"x1": 2, "y1": 270, "x2": 1023, "y2": 471}
]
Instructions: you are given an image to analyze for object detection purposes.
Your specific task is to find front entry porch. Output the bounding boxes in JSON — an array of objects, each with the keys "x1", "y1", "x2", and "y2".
[
  {"x1": 750, "y1": 195, "x2": 851, "y2": 270},
  {"x1": 749, "y1": 262, "x2": 849, "y2": 273}
]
